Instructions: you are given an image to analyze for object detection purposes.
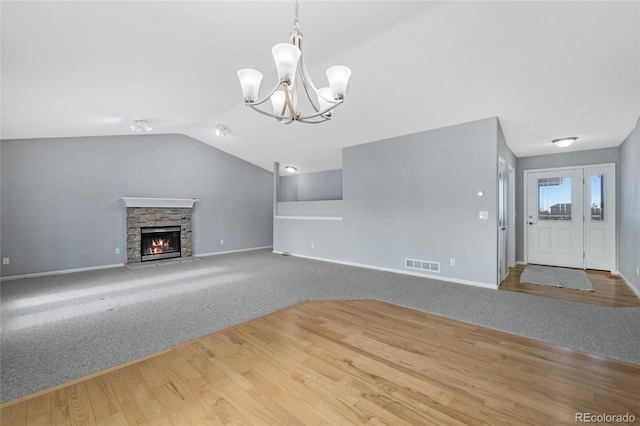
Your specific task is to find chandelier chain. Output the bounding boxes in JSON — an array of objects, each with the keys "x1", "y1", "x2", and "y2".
[{"x1": 293, "y1": 0, "x2": 299, "y2": 32}]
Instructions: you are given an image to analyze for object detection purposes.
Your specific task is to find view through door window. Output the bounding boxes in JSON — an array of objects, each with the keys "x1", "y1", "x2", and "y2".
[
  {"x1": 590, "y1": 175, "x2": 604, "y2": 221},
  {"x1": 538, "y1": 177, "x2": 572, "y2": 221}
]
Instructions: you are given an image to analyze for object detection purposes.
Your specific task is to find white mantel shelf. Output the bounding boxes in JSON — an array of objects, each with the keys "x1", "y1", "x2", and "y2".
[{"x1": 121, "y1": 197, "x2": 199, "y2": 208}]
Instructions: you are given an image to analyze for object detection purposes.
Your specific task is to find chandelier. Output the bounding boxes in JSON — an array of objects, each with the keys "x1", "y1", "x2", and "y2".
[{"x1": 237, "y1": 1, "x2": 351, "y2": 124}]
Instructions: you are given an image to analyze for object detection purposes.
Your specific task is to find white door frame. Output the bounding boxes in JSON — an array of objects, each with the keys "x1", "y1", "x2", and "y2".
[
  {"x1": 508, "y1": 164, "x2": 516, "y2": 268},
  {"x1": 498, "y1": 157, "x2": 507, "y2": 282},
  {"x1": 523, "y1": 163, "x2": 616, "y2": 271}
]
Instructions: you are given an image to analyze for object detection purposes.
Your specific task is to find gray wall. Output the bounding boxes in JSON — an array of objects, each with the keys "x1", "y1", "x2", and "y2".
[
  {"x1": 275, "y1": 117, "x2": 508, "y2": 287},
  {"x1": 0, "y1": 134, "x2": 273, "y2": 277},
  {"x1": 619, "y1": 116, "x2": 640, "y2": 293},
  {"x1": 278, "y1": 200, "x2": 343, "y2": 217},
  {"x1": 280, "y1": 169, "x2": 343, "y2": 202},
  {"x1": 497, "y1": 121, "x2": 517, "y2": 171},
  {"x1": 515, "y1": 147, "x2": 621, "y2": 262}
]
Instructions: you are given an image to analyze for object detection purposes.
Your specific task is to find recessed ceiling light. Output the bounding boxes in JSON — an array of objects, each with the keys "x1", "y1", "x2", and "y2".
[
  {"x1": 285, "y1": 166, "x2": 297, "y2": 173},
  {"x1": 130, "y1": 119, "x2": 152, "y2": 133},
  {"x1": 552, "y1": 137, "x2": 577, "y2": 148},
  {"x1": 215, "y1": 124, "x2": 228, "y2": 137}
]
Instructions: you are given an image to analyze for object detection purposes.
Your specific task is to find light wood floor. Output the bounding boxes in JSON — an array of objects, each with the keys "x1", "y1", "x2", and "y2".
[
  {"x1": 500, "y1": 264, "x2": 640, "y2": 307},
  {"x1": 2, "y1": 299, "x2": 639, "y2": 425}
]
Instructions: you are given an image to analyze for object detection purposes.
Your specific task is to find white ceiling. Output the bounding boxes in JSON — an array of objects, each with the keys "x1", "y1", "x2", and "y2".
[{"x1": 2, "y1": 1, "x2": 639, "y2": 173}]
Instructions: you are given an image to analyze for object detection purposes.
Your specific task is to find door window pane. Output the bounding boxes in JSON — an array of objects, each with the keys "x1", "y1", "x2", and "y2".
[
  {"x1": 590, "y1": 175, "x2": 604, "y2": 221},
  {"x1": 538, "y1": 177, "x2": 572, "y2": 221}
]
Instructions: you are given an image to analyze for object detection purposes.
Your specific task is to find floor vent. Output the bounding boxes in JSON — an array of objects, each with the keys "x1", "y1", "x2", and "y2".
[{"x1": 405, "y1": 258, "x2": 440, "y2": 273}]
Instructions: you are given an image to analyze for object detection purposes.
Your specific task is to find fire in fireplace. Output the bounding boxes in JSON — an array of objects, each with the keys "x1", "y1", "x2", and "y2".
[{"x1": 140, "y1": 226, "x2": 181, "y2": 261}]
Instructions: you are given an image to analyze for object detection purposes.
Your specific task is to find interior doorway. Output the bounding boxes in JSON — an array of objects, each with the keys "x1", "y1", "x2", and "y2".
[
  {"x1": 498, "y1": 157, "x2": 508, "y2": 282},
  {"x1": 508, "y1": 165, "x2": 516, "y2": 269}
]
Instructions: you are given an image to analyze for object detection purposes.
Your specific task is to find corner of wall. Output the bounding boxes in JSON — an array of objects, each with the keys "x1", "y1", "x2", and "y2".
[{"x1": 618, "y1": 114, "x2": 640, "y2": 296}]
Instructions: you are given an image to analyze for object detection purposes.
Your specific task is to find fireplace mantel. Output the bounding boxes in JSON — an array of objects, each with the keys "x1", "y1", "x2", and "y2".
[{"x1": 121, "y1": 197, "x2": 199, "y2": 209}]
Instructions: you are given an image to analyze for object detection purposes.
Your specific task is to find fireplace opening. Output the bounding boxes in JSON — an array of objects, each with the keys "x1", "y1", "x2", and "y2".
[{"x1": 140, "y1": 226, "x2": 181, "y2": 262}]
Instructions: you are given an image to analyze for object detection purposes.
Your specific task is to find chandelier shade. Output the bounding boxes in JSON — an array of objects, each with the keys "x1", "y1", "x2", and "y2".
[
  {"x1": 237, "y1": 0, "x2": 351, "y2": 124},
  {"x1": 271, "y1": 91, "x2": 286, "y2": 116},
  {"x1": 272, "y1": 43, "x2": 301, "y2": 83},
  {"x1": 238, "y1": 69, "x2": 264, "y2": 102},
  {"x1": 316, "y1": 87, "x2": 333, "y2": 113},
  {"x1": 326, "y1": 66, "x2": 351, "y2": 100}
]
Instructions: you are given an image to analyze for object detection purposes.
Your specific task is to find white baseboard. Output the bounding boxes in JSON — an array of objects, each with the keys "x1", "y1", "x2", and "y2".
[
  {"x1": 516, "y1": 261, "x2": 527, "y2": 265},
  {"x1": 273, "y1": 251, "x2": 498, "y2": 290},
  {"x1": 197, "y1": 246, "x2": 273, "y2": 258},
  {"x1": 614, "y1": 270, "x2": 640, "y2": 299},
  {"x1": 0, "y1": 246, "x2": 274, "y2": 281},
  {"x1": 1, "y1": 263, "x2": 125, "y2": 281}
]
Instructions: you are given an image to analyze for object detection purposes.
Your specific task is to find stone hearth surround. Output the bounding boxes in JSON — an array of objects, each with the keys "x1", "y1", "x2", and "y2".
[{"x1": 121, "y1": 198, "x2": 198, "y2": 264}]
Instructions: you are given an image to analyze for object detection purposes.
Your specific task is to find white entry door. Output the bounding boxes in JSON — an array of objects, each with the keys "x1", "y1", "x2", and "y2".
[
  {"x1": 526, "y1": 169, "x2": 584, "y2": 268},
  {"x1": 526, "y1": 164, "x2": 616, "y2": 271}
]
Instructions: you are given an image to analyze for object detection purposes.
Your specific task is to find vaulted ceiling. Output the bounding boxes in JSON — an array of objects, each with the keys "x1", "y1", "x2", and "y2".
[{"x1": 2, "y1": 1, "x2": 638, "y2": 173}]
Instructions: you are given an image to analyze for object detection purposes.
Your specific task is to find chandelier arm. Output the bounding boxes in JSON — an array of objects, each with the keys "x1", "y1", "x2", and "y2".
[
  {"x1": 245, "y1": 103, "x2": 297, "y2": 125},
  {"x1": 297, "y1": 99, "x2": 343, "y2": 121},
  {"x1": 298, "y1": 116, "x2": 331, "y2": 124},
  {"x1": 282, "y1": 84, "x2": 299, "y2": 119},
  {"x1": 246, "y1": 103, "x2": 286, "y2": 120},
  {"x1": 298, "y1": 56, "x2": 322, "y2": 112},
  {"x1": 248, "y1": 81, "x2": 283, "y2": 107}
]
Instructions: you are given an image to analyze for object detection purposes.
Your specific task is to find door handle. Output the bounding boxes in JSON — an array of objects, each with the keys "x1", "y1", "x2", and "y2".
[{"x1": 528, "y1": 222, "x2": 535, "y2": 225}]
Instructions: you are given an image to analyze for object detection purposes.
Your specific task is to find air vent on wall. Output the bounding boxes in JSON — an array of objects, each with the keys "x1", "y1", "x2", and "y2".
[{"x1": 405, "y1": 258, "x2": 440, "y2": 273}]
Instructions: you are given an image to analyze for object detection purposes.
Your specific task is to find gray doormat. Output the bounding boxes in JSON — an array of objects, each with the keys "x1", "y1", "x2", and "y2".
[{"x1": 520, "y1": 265, "x2": 594, "y2": 291}]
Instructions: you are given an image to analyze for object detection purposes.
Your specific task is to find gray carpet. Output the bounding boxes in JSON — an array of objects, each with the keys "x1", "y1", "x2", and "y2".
[
  {"x1": 1, "y1": 249, "x2": 639, "y2": 403},
  {"x1": 520, "y1": 264, "x2": 594, "y2": 291}
]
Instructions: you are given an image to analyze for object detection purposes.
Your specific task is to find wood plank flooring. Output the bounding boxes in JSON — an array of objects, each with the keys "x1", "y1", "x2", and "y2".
[
  {"x1": 500, "y1": 264, "x2": 640, "y2": 307},
  {"x1": 2, "y1": 299, "x2": 639, "y2": 425}
]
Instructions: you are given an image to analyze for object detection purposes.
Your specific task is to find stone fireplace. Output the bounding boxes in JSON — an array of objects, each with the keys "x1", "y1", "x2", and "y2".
[{"x1": 122, "y1": 198, "x2": 198, "y2": 264}]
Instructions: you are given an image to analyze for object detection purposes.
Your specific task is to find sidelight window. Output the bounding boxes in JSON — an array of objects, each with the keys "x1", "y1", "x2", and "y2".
[{"x1": 590, "y1": 175, "x2": 605, "y2": 221}]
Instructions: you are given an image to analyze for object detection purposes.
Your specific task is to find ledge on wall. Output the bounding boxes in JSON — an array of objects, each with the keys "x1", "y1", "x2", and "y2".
[
  {"x1": 275, "y1": 216, "x2": 343, "y2": 221},
  {"x1": 121, "y1": 197, "x2": 199, "y2": 208}
]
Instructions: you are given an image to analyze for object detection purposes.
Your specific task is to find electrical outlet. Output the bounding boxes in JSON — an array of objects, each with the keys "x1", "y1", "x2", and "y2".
[
  {"x1": 450, "y1": 258, "x2": 455, "y2": 266},
  {"x1": 2, "y1": 258, "x2": 9, "y2": 265},
  {"x1": 311, "y1": 242, "x2": 315, "y2": 249},
  {"x1": 115, "y1": 248, "x2": 120, "y2": 254},
  {"x1": 220, "y1": 239, "x2": 224, "y2": 245}
]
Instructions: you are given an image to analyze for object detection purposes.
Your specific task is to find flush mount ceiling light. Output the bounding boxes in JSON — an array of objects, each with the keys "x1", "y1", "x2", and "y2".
[
  {"x1": 285, "y1": 166, "x2": 297, "y2": 173},
  {"x1": 552, "y1": 137, "x2": 577, "y2": 148},
  {"x1": 130, "y1": 119, "x2": 152, "y2": 133},
  {"x1": 215, "y1": 124, "x2": 228, "y2": 137},
  {"x1": 237, "y1": 0, "x2": 351, "y2": 124}
]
